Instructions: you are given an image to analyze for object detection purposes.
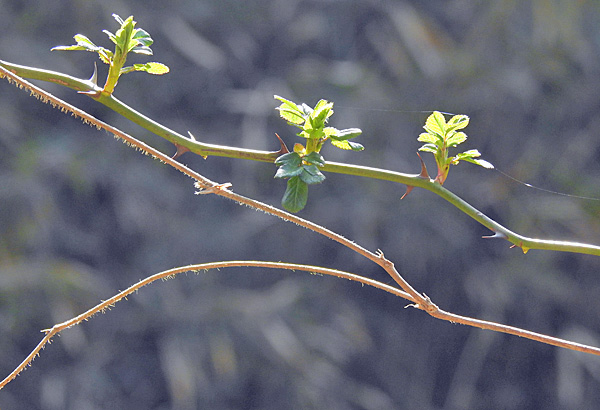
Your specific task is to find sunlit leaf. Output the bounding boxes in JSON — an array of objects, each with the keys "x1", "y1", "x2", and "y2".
[
  {"x1": 310, "y1": 99, "x2": 334, "y2": 128},
  {"x1": 418, "y1": 143, "x2": 438, "y2": 153},
  {"x1": 424, "y1": 111, "x2": 446, "y2": 139},
  {"x1": 323, "y1": 127, "x2": 338, "y2": 137},
  {"x1": 447, "y1": 131, "x2": 467, "y2": 147},
  {"x1": 52, "y1": 34, "x2": 98, "y2": 52},
  {"x1": 131, "y1": 45, "x2": 153, "y2": 55},
  {"x1": 330, "y1": 128, "x2": 362, "y2": 141},
  {"x1": 277, "y1": 108, "x2": 305, "y2": 125},
  {"x1": 112, "y1": 13, "x2": 126, "y2": 26},
  {"x1": 128, "y1": 62, "x2": 169, "y2": 75},
  {"x1": 300, "y1": 103, "x2": 313, "y2": 116},
  {"x1": 446, "y1": 115, "x2": 469, "y2": 132},
  {"x1": 274, "y1": 95, "x2": 300, "y2": 111},
  {"x1": 459, "y1": 149, "x2": 481, "y2": 158},
  {"x1": 103, "y1": 30, "x2": 117, "y2": 44},
  {"x1": 330, "y1": 139, "x2": 352, "y2": 150},
  {"x1": 417, "y1": 132, "x2": 438, "y2": 144},
  {"x1": 465, "y1": 159, "x2": 494, "y2": 169}
]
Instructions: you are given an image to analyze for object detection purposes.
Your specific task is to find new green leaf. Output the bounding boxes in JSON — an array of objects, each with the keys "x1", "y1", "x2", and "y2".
[
  {"x1": 273, "y1": 95, "x2": 364, "y2": 211},
  {"x1": 281, "y1": 177, "x2": 308, "y2": 213},
  {"x1": 52, "y1": 13, "x2": 169, "y2": 94},
  {"x1": 417, "y1": 111, "x2": 492, "y2": 184}
]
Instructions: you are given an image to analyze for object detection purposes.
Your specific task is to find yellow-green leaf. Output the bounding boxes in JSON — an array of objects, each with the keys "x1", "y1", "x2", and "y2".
[
  {"x1": 417, "y1": 132, "x2": 438, "y2": 144},
  {"x1": 447, "y1": 131, "x2": 467, "y2": 147},
  {"x1": 424, "y1": 111, "x2": 446, "y2": 139}
]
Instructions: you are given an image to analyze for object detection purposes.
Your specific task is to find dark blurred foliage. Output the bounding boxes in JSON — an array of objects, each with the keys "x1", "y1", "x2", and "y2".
[{"x1": 2, "y1": 0, "x2": 600, "y2": 409}]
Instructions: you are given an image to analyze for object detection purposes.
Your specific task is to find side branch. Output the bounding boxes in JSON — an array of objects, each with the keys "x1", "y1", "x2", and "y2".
[
  {"x1": 3, "y1": 260, "x2": 599, "y2": 391},
  {"x1": 0, "y1": 261, "x2": 414, "y2": 391}
]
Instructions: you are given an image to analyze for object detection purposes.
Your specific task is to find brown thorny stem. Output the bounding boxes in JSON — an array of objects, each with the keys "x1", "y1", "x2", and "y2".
[{"x1": 1, "y1": 64, "x2": 600, "y2": 391}]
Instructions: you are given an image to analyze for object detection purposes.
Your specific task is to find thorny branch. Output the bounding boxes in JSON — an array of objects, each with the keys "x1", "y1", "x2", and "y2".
[
  {"x1": 2, "y1": 60, "x2": 600, "y2": 256},
  {"x1": 1, "y1": 63, "x2": 600, "y2": 393}
]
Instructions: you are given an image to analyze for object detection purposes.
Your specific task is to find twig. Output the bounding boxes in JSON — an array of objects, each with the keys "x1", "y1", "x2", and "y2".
[{"x1": 0, "y1": 261, "x2": 414, "y2": 390}]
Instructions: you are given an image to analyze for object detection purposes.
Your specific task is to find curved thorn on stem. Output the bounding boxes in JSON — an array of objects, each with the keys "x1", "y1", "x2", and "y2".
[
  {"x1": 274, "y1": 133, "x2": 289, "y2": 155},
  {"x1": 482, "y1": 231, "x2": 508, "y2": 239}
]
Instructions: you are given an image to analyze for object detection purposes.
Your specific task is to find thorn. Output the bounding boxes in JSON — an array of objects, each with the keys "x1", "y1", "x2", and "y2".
[
  {"x1": 184, "y1": 132, "x2": 207, "y2": 159},
  {"x1": 509, "y1": 241, "x2": 530, "y2": 254},
  {"x1": 172, "y1": 143, "x2": 190, "y2": 160},
  {"x1": 482, "y1": 231, "x2": 507, "y2": 239},
  {"x1": 274, "y1": 133, "x2": 289, "y2": 155},
  {"x1": 416, "y1": 152, "x2": 430, "y2": 179},
  {"x1": 402, "y1": 153, "x2": 430, "y2": 199},
  {"x1": 77, "y1": 89, "x2": 101, "y2": 97},
  {"x1": 89, "y1": 62, "x2": 98, "y2": 85}
]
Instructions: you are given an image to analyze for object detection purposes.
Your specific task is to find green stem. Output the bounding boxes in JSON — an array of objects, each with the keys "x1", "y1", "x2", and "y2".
[{"x1": 2, "y1": 59, "x2": 599, "y2": 256}]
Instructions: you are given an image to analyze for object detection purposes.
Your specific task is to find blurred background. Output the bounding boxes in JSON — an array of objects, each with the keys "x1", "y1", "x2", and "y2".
[{"x1": 1, "y1": 0, "x2": 600, "y2": 408}]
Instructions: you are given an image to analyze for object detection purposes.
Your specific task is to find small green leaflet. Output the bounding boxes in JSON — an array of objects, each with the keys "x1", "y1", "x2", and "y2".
[
  {"x1": 274, "y1": 152, "x2": 325, "y2": 183},
  {"x1": 281, "y1": 176, "x2": 308, "y2": 213}
]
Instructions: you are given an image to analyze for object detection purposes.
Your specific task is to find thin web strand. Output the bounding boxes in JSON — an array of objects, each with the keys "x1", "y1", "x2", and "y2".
[{"x1": 493, "y1": 168, "x2": 600, "y2": 202}]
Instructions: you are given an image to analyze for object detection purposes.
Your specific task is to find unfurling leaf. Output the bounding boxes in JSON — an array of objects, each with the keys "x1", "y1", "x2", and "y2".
[
  {"x1": 310, "y1": 99, "x2": 334, "y2": 127},
  {"x1": 293, "y1": 143, "x2": 305, "y2": 154}
]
